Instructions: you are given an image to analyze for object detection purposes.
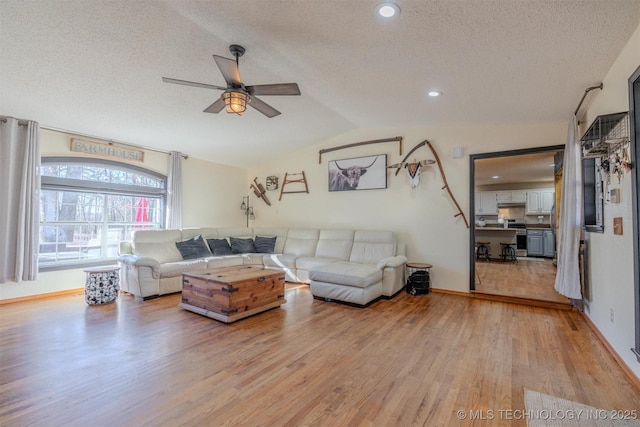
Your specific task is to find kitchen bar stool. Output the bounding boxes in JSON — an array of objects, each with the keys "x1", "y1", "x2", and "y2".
[
  {"x1": 475, "y1": 242, "x2": 491, "y2": 261},
  {"x1": 499, "y1": 243, "x2": 517, "y2": 263}
]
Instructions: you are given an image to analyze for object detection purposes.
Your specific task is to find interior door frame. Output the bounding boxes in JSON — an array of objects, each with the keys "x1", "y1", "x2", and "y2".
[
  {"x1": 629, "y1": 65, "x2": 640, "y2": 362},
  {"x1": 469, "y1": 144, "x2": 565, "y2": 291}
]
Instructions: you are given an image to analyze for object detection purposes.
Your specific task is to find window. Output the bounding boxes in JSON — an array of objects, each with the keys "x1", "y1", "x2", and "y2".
[
  {"x1": 39, "y1": 157, "x2": 166, "y2": 269},
  {"x1": 582, "y1": 157, "x2": 604, "y2": 233}
]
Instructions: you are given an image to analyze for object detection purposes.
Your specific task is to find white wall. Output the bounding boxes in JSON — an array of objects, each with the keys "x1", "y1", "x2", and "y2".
[
  {"x1": 248, "y1": 122, "x2": 565, "y2": 293},
  {"x1": 180, "y1": 156, "x2": 248, "y2": 229},
  {"x1": 580, "y1": 23, "x2": 640, "y2": 378},
  {"x1": 0, "y1": 129, "x2": 248, "y2": 300}
]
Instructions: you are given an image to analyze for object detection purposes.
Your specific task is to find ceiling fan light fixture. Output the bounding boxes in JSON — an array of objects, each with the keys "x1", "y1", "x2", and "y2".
[
  {"x1": 376, "y1": 2, "x2": 400, "y2": 18},
  {"x1": 222, "y1": 90, "x2": 249, "y2": 115}
]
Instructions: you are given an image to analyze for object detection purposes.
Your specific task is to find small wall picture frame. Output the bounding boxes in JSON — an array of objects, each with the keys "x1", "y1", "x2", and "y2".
[
  {"x1": 266, "y1": 176, "x2": 279, "y2": 191},
  {"x1": 328, "y1": 154, "x2": 387, "y2": 192}
]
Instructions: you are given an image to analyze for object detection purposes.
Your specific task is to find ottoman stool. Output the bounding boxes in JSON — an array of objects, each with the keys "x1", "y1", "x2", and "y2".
[{"x1": 84, "y1": 266, "x2": 120, "y2": 305}]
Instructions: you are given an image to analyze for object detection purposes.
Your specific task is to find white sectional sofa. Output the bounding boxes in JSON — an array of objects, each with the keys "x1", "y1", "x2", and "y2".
[{"x1": 117, "y1": 227, "x2": 407, "y2": 306}]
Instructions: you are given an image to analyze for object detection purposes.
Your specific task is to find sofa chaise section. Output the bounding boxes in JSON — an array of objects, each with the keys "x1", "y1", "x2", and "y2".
[{"x1": 308, "y1": 230, "x2": 407, "y2": 306}]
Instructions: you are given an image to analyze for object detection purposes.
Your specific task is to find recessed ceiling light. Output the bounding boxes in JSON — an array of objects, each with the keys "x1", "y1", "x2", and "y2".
[
  {"x1": 492, "y1": 176, "x2": 500, "y2": 179},
  {"x1": 376, "y1": 2, "x2": 400, "y2": 18},
  {"x1": 428, "y1": 90, "x2": 442, "y2": 97}
]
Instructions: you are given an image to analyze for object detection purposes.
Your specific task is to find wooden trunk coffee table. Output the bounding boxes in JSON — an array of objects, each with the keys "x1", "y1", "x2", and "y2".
[{"x1": 179, "y1": 266, "x2": 286, "y2": 323}]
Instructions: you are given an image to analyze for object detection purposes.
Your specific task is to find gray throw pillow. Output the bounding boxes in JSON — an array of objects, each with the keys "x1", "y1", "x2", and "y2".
[
  {"x1": 230, "y1": 237, "x2": 256, "y2": 254},
  {"x1": 175, "y1": 235, "x2": 212, "y2": 260},
  {"x1": 207, "y1": 238, "x2": 233, "y2": 256},
  {"x1": 254, "y1": 235, "x2": 277, "y2": 253}
]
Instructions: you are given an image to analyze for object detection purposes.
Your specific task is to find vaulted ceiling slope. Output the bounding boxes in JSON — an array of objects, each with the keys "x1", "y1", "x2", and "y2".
[{"x1": 1, "y1": 0, "x2": 639, "y2": 167}]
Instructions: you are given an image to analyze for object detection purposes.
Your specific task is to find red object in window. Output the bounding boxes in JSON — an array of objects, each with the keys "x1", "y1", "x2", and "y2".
[{"x1": 135, "y1": 197, "x2": 149, "y2": 226}]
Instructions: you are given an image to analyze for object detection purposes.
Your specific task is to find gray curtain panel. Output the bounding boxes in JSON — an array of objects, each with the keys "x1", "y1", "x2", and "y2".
[
  {"x1": 166, "y1": 151, "x2": 183, "y2": 229},
  {"x1": 554, "y1": 116, "x2": 583, "y2": 300},
  {"x1": 0, "y1": 117, "x2": 41, "y2": 283}
]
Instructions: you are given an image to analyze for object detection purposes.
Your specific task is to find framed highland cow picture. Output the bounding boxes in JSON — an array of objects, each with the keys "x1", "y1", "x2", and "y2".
[{"x1": 328, "y1": 154, "x2": 387, "y2": 192}]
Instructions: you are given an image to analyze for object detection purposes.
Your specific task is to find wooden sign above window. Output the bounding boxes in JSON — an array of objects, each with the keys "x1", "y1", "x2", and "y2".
[{"x1": 70, "y1": 138, "x2": 144, "y2": 163}]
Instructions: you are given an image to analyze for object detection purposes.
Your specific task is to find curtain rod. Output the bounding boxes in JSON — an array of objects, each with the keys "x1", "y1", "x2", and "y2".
[
  {"x1": 574, "y1": 83, "x2": 603, "y2": 117},
  {"x1": 0, "y1": 116, "x2": 30, "y2": 126},
  {"x1": 40, "y1": 124, "x2": 189, "y2": 159}
]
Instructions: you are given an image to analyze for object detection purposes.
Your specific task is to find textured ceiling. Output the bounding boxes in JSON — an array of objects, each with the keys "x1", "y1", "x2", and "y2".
[
  {"x1": 1, "y1": 0, "x2": 639, "y2": 167},
  {"x1": 474, "y1": 151, "x2": 558, "y2": 186}
]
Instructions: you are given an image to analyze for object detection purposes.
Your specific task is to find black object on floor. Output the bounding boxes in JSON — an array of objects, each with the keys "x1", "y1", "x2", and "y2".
[{"x1": 406, "y1": 270, "x2": 430, "y2": 295}]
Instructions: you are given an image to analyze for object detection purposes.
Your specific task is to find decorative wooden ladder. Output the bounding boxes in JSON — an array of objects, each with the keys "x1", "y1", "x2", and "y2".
[{"x1": 279, "y1": 171, "x2": 309, "y2": 201}]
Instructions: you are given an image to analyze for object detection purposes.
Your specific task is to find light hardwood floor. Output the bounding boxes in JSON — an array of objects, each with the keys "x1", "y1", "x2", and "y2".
[
  {"x1": 475, "y1": 258, "x2": 571, "y2": 305},
  {"x1": 1, "y1": 286, "x2": 639, "y2": 426}
]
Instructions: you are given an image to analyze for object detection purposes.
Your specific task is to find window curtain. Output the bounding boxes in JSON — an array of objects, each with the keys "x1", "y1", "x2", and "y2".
[
  {"x1": 554, "y1": 115, "x2": 583, "y2": 299},
  {"x1": 165, "y1": 151, "x2": 183, "y2": 229},
  {"x1": 0, "y1": 117, "x2": 41, "y2": 283}
]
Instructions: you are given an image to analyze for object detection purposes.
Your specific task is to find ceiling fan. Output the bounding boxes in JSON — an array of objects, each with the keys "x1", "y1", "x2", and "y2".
[{"x1": 162, "y1": 44, "x2": 301, "y2": 118}]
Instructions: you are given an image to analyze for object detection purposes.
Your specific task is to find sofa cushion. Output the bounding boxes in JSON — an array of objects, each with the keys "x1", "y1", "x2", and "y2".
[
  {"x1": 349, "y1": 230, "x2": 396, "y2": 264},
  {"x1": 159, "y1": 258, "x2": 207, "y2": 278},
  {"x1": 242, "y1": 253, "x2": 267, "y2": 265},
  {"x1": 230, "y1": 237, "x2": 256, "y2": 254},
  {"x1": 296, "y1": 256, "x2": 341, "y2": 272},
  {"x1": 263, "y1": 253, "x2": 297, "y2": 269},
  {"x1": 254, "y1": 235, "x2": 277, "y2": 253},
  {"x1": 283, "y1": 228, "x2": 319, "y2": 256},
  {"x1": 206, "y1": 256, "x2": 244, "y2": 269},
  {"x1": 253, "y1": 227, "x2": 288, "y2": 253},
  {"x1": 309, "y1": 262, "x2": 382, "y2": 288},
  {"x1": 315, "y1": 229, "x2": 354, "y2": 260},
  {"x1": 217, "y1": 227, "x2": 254, "y2": 238},
  {"x1": 175, "y1": 235, "x2": 212, "y2": 260},
  {"x1": 132, "y1": 229, "x2": 183, "y2": 263},
  {"x1": 182, "y1": 227, "x2": 218, "y2": 240},
  {"x1": 207, "y1": 238, "x2": 233, "y2": 256}
]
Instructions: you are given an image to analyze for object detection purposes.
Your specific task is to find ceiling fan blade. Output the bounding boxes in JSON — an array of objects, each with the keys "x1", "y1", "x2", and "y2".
[
  {"x1": 162, "y1": 77, "x2": 225, "y2": 91},
  {"x1": 203, "y1": 97, "x2": 226, "y2": 114},
  {"x1": 248, "y1": 96, "x2": 281, "y2": 118},
  {"x1": 213, "y1": 55, "x2": 242, "y2": 87},
  {"x1": 246, "y1": 83, "x2": 301, "y2": 96}
]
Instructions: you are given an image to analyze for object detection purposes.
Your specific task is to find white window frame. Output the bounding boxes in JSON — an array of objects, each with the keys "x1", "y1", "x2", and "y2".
[{"x1": 39, "y1": 157, "x2": 166, "y2": 271}]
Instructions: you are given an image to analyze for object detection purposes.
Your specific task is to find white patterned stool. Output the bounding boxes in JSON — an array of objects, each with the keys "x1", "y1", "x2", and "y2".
[{"x1": 84, "y1": 266, "x2": 120, "y2": 305}]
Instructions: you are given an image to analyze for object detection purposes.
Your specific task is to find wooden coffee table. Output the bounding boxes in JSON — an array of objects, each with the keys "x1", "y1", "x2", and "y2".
[{"x1": 179, "y1": 265, "x2": 286, "y2": 323}]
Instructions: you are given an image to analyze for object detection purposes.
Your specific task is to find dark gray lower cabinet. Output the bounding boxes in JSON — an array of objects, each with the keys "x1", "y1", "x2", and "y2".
[
  {"x1": 527, "y1": 230, "x2": 543, "y2": 257},
  {"x1": 543, "y1": 230, "x2": 555, "y2": 258}
]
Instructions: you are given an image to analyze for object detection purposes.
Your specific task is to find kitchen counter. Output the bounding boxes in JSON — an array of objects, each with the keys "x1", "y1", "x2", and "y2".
[
  {"x1": 474, "y1": 228, "x2": 517, "y2": 257},
  {"x1": 526, "y1": 225, "x2": 552, "y2": 230},
  {"x1": 476, "y1": 227, "x2": 517, "y2": 231}
]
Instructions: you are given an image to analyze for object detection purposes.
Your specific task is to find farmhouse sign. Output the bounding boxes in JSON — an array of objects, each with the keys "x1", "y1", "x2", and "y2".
[{"x1": 70, "y1": 138, "x2": 144, "y2": 162}]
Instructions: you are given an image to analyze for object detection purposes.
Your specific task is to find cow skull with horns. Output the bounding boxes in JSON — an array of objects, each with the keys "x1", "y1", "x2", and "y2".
[{"x1": 388, "y1": 159, "x2": 435, "y2": 188}]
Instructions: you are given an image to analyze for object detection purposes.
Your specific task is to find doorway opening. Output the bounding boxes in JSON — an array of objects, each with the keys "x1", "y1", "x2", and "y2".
[{"x1": 469, "y1": 145, "x2": 570, "y2": 305}]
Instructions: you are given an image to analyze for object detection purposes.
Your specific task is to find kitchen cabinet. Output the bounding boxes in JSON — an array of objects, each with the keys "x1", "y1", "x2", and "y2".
[
  {"x1": 496, "y1": 191, "x2": 511, "y2": 204},
  {"x1": 474, "y1": 191, "x2": 498, "y2": 215},
  {"x1": 496, "y1": 190, "x2": 527, "y2": 204},
  {"x1": 512, "y1": 190, "x2": 527, "y2": 203},
  {"x1": 527, "y1": 229, "x2": 544, "y2": 257},
  {"x1": 543, "y1": 230, "x2": 555, "y2": 258},
  {"x1": 526, "y1": 189, "x2": 554, "y2": 214}
]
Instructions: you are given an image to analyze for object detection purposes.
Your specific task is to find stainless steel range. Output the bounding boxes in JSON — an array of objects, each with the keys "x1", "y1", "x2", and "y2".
[{"x1": 504, "y1": 219, "x2": 527, "y2": 256}]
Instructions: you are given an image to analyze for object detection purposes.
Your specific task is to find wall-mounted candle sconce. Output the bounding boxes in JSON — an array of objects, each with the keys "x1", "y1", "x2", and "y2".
[{"x1": 240, "y1": 195, "x2": 255, "y2": 227}]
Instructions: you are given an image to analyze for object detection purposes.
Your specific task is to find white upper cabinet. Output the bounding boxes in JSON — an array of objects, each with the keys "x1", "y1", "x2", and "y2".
[
  {"x1": 475, "y1": 192, "x2": 498, "y2": 215},
  {"x1": 495, "y1": 190, "x2": 527, "y2": 204},
  {"x1": 526, "y1": 189, "x2": 554, "y2": 214},
  {"x1": 495, "y1": 191, "x2": 512, "y2": 203},
  {"x1": 511, "y1": 190, "x2": 527, "y2": 203}
]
